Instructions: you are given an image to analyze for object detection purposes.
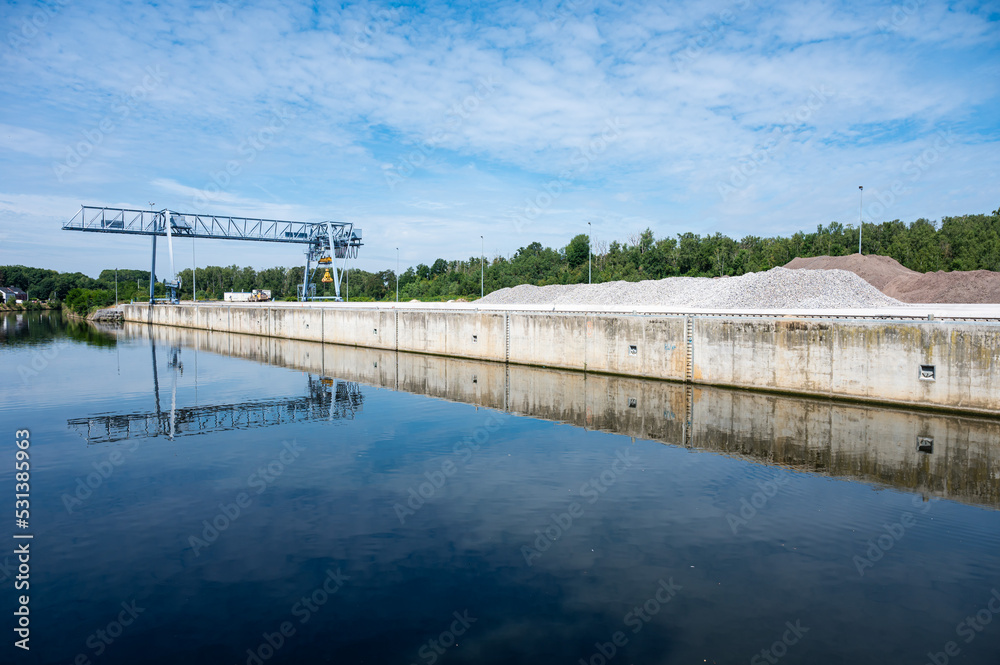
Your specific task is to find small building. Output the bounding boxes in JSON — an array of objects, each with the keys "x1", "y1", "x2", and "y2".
[{"x1": 0, "y1": 287, "x2": 27, "y2": 304}]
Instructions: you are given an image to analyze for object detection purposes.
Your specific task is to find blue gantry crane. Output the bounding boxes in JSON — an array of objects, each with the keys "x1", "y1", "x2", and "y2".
[{"x1": 62, "y1": 206, "x2": 363, "y2": 303}]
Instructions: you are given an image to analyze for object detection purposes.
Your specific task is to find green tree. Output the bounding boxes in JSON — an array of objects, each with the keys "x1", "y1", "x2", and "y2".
[{"x1": 565, "y1": 234, "x2": 589, "y2": 269}]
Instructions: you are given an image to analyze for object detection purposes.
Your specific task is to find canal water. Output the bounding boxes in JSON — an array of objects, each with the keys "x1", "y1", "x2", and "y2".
[{"x1": 2, "y1": 310, "x2": 999, "y2": 665}]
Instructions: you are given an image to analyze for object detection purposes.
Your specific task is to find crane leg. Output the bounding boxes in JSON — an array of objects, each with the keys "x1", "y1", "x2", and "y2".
[{"x1": 149, "y1": 234, "x2": 157, "y2": 304}]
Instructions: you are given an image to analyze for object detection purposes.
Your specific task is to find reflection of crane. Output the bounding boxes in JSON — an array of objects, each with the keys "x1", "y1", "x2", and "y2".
[
  {"x1": 62, "y1": 206, "x2": 363, "y2": 303},
  {"x1": 68, "y1": 375, "x2": 364, "y2": 444},
  {"x1": 67, "y1": 339, "x2": 364, "y2": 444}
]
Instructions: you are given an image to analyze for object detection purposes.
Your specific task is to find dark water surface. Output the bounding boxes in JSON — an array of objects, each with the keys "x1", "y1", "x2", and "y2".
[{"x1": 2, "y1": 311, "x2": 999, "y2": 665}]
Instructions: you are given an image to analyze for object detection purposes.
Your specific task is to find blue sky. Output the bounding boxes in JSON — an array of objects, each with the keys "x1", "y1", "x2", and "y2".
[{"x1": 1, "y1": 0, "x2": 998, "y2": 277}]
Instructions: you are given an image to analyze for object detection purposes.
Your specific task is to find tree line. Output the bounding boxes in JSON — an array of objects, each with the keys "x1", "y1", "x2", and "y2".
[{"x1": 3, "y1": 210, "x2": 997, "y2": 310}]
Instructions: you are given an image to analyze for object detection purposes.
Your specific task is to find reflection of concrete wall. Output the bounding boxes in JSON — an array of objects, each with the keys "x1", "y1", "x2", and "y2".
[
  {"x1": 122, "y1": 303, "x2": 1000, "y2": 414},
  {"x1": 124, "y1": 323, "x2": 1000, "y2": 509}
]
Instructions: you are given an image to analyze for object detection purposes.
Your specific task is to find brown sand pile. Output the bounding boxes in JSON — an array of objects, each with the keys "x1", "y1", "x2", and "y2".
[
  {"x1": 785, "y1": 255, "x2": 1000, "y2": 303},
  {"x1": 888, "y1": 270, "x2": 1000, "y2": 304},
  {"x1": 785, "y1": 255, "x2": 917, "y2": 290}
]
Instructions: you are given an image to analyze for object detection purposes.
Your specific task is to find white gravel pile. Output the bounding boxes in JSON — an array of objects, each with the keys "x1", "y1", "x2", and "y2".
[{"x1": 478, "y1": 267, "x2": 906, "y2": 309}]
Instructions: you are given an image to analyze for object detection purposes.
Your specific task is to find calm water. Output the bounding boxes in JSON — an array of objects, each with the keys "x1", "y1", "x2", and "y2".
[{"x1": 2, "y1": 311, "x2": 999, "y2": 665}]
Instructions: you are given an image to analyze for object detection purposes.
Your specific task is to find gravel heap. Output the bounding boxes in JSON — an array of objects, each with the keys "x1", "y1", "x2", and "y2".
[{"x1": 478, "y1": 267, "x2": 906, "y2": 309}]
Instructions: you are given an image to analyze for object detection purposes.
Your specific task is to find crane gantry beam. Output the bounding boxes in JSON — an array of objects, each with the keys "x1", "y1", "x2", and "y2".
[
  {"x1": 62, "y1": 206, "x2": 363, "y2": 302},
  {"x1": 63, "y1": 206, "x2": 320, "y2": 243}
]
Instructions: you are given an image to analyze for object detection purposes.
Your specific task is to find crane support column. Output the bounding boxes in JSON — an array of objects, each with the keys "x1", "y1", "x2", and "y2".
[
  {"x1": 302, "y1": 252, "x2": 311, "y2": 302},
  {"x1": 164, "y1": 209, "x2": 180, "y2": 303},
  {"x1": 166, "y1": 210, "x2": 175, "y2": 285},
  {"x1": 327, "y1": 224, "x2": 342, "y2": 300},
  {"x1": 149, "y1": 233, "x2": 157, "y2": 304}
]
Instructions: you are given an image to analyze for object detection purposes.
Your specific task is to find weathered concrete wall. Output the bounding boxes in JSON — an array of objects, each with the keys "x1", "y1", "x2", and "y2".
[
  {"x1": 118, "y1": 322, "x2": 1000, "y2": 508},
  {"x1": 396, "y1": 310, "x2": 506, "y2": 361},
  {"x1": 322, "y1": 308, "x2": 396, "y2": 349},
  {"x1": 270, "y1": 306, "x2": 324, "y2": 343},
  {"x1": 122, "y1": 303, "x2": 1000, "y2": 415},
  {"x1": 694, "y1": 317, "x2": 1000, "y2": 414},
  {"x1": 505, "y1": 312, "x2": 688, "y2": 379}
]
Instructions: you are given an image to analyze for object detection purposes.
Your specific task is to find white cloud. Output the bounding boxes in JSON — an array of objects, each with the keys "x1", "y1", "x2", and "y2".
[
  {"x1": 0, "y1": 0, "x2": 997, "y2": 274},
  {"x1": 0, "y1": 124, "x2": 64, "y2": 158}
]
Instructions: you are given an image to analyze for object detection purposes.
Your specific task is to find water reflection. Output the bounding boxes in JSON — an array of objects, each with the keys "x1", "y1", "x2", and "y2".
[
  {"x1": 0, "y1": 310, "x2": 30, "y2": 339},
  {"x1": 1, "y1": 309, "x2": 117, "y2": 347},
  {"x1": 6, "y1": 314, "x2": 996, "y2": 665},
  {"x1": 89, "y1": 321, "x2": 1000, "y2": 510},
  {"x1": 69, "y1": 338, "x2": 363, "y2": 444}
]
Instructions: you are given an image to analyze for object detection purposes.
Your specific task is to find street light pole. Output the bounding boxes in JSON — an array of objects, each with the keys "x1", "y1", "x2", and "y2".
[
  {"x1": 480, "y1": 235, "x2": 484, "y2": 299},
  {"x1": 858, "y1": 185, "x2": 864, "y2": 255},
  {"x1": 588, "y1": 222, "x2": 592, "y2": 285},
  {"x1": 396, "y1": 247, "x2": 399, "y2": 303},
  {"x1": 115, "y1": 268, "x2": 118, "y2": 306}
]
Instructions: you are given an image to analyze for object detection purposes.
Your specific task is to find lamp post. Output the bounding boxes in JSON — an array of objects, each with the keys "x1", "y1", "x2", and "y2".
[
  {"x1": 115, "y1": 268, "x2": 118, "y2": 306},
  {"x1": 587, "y1": 222, "x2": 592, "y2": 285},
  {"x1": 858, "y1": 186, "x2": 863, "y2": 255},
  {"x1": 395, "y1": 247, "x2": 399, "y2": 303},
  {"x1": 480, "y1": 235, "x2": 484, "y2": 299}
]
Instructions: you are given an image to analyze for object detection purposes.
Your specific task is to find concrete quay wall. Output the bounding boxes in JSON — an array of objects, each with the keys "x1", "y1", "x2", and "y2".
[{"x1": 122, "y1": 303, "x2": 1000, "y2": 415}]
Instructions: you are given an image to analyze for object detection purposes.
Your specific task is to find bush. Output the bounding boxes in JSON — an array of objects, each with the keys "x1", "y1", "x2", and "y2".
[{"x1": 65, "y1": 288, "x2": 114, "y2": 316}]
